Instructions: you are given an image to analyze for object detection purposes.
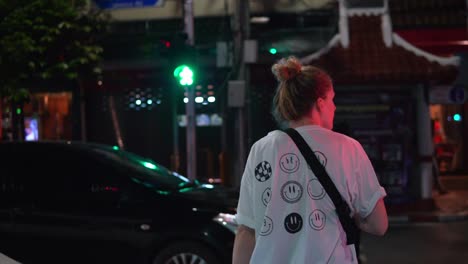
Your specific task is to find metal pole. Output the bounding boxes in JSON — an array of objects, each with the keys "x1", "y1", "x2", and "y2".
[
  {"x1": 242, "y1": 0, "x2": 250, "y2": 165},
  {"x1": 232, "y1": 0, "x2": 250, "y2": 187},
  {"x1": 0, "y1": 98, "x2": 3, "y2": 140},
  {"x1": 171, "y1": 87, "x2": 180, "y2": 172},
  {"x1": 415, "y1": 84, "x2": 434, "y2": 199},
  {"x1": 183, "y1": 0, "x2": 196, "y2": 180},
  {"x1": 183, "y1": 0, "x2": 195, "y2": 46},
  {"x1": 108, "y1": 95, "x2": 124, "y2": 149},
  {"x1": 186, "y1": 86, "x2": 196, "y2": 180}
]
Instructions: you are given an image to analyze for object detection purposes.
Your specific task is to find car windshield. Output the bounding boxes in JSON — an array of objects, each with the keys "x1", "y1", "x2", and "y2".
[{"x1": 89, "y1": 144, "x2": 196, "y2": 191}]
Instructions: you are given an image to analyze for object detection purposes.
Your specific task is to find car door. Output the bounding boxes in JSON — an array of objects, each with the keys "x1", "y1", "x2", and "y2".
[
  {"x1": 5, "y1": 143, "x2": 152, "y2": 264},
  {"x1": 52, "y1": 147, "x2": 156, "y2": 264},
  {"x1": 21, "y1": 146, "x2": 165, "y2": 263},
  {"x1": 0, "y1": 145, "x2": 13, "y2": 232},
  {"x1": 0, "y1": 143, "x2": 78, "y2": 263},
  {"x1": 0, "y1": 143, "x2": 29, "y2": 261}
]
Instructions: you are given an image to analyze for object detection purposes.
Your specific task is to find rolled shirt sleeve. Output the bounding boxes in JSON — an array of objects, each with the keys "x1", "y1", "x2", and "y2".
[
  {"x1": 235, "y1": 148, "x2": 257, "y2": 229},
  {"x1": 351, "y1": 142, "x2": 387, "y2": 218}
]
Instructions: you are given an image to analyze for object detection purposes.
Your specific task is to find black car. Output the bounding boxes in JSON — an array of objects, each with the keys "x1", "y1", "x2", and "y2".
[{"x1": 0, "y1": 141, "x2": 238, "y2": 264}]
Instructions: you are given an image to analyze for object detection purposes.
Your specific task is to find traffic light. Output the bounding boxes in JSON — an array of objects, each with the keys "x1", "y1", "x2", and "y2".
[{"x1": 173, "y1": 65, "x2": 194, "y2": 86}]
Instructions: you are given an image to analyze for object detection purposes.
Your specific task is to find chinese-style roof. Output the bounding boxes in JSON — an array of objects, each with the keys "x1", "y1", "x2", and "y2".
[
  {"x1": 390, "y1": 0, "x2": 466, "y2": 29},
  {"x1": 389, "y1": 0, "x2": 468, "y2": 57},
  {"x1": 301, "y1": 5, "x2": 460, "y2": 85}
]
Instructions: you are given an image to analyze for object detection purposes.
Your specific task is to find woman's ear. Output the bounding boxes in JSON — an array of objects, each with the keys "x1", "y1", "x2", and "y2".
[{"x1": 316, "y1": 97, "x2": 324, "y2": 112}]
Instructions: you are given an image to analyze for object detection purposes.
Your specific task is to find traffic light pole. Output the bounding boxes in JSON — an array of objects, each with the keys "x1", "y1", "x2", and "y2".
[
  {"x1": 230, "y1": 0, "x2": 250, "y2": 187},
  {"x1": 185, "y1": 86, "x2": 196, "y2": 181},
  {"x1": 183, "y1": 0, "x2": 196, "y2": 181},
  {"x1": 183, "y1": 0, "x2": 195, "y2": 47},
  {"x1": 171, "y1": 85, "x2": 180, "y2": 172}
]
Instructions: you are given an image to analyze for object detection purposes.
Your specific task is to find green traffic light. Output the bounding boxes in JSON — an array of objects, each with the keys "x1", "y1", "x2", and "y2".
[
  {"x1": 173, "y1": 65, "x2": 194, "y2": 86},
  {"x1": 269, "y1": 48, "x2": 277, "y2": 54}
]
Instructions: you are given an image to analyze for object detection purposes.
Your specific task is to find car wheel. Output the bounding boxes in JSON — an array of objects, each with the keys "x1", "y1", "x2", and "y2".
[{"x1": 152, "y1": 242, "x2": 220, "y2": 264}]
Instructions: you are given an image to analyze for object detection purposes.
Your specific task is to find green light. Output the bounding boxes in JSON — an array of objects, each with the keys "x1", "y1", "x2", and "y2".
[
  {"x1": 269, "y1": 48, "x2": 277, "y2": 54},
  {"x1": 156, "y1": 190, "x2": 170, "y2": 195},
  {"x1": 142, "y1": 161, "x2": 158, "y2": 170},
  {"x1": 453, "y1": 114, "x2": 461, "y2": 122},
  {"x1": 178, "y1": 187, "x2": 193, "y2": 193},
  {"x1": 173, "y1": 65, "x2": 194, "y2": 86},
  {"x1": 112, "y1": 146, "x2": 119, "y2": 150},
  {"x1": 16, "y1": 108, "x2": 21, "y2": 114}
]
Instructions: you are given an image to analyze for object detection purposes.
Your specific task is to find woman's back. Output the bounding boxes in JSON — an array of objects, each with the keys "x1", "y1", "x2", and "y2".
[
  {"x1": 236, "y1": 125, "x2": 386, "y2": 263},
  {"x1": 233, "y1": 56, "x2": 387, "y2": 264}
]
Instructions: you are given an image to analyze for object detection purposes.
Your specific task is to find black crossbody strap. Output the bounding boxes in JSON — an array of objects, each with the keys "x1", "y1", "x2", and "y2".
[{"x1": 283, "y1": 128, "x2": 358, "y2": 245}]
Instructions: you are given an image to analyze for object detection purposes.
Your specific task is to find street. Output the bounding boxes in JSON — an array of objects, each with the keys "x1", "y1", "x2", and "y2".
[{"x1": 361, "y1": 221, "x2": 468, "y2": 263}]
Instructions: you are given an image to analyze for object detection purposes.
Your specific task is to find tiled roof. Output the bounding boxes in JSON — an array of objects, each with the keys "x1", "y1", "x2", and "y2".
[
  {"x1": 390, "y1": 0, "x2": 466, "y2": 29},
  {"x1": 302, "y1": 15, "x2": 459, "y2": 85},
  {"x1": 389, "y1": 0, "x2": 467, "y2": 57},
  {"x1": 394, "y1": 28, "x2": 468, "y2": 57}
]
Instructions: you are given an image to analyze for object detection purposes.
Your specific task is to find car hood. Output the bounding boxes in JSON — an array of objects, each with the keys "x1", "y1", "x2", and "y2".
[{"x1": 176, "y1": 184, "x2": 239, "y2": 213}]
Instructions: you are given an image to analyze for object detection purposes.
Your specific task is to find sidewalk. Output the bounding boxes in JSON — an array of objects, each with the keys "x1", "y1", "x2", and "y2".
[{"x1": 387, "y1": 175, "x2": 468, "y2": 224}]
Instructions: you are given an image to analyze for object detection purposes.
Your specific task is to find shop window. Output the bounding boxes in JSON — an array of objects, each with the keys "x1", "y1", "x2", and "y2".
[
  {"x1": 22, "y1": 92, "x2": 73, "y2": 141},
  {"x1": 430, "y1": 104, "x2": 465, "y2": 174}
]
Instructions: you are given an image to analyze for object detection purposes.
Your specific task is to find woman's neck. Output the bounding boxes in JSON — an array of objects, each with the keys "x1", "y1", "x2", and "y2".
[{"x1": 289, "y1": 117, "x2": 321, "y2": 128}]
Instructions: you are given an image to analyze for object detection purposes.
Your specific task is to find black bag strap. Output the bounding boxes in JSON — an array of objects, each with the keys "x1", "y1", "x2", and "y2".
[{"x1": 283, "y1": 128, "x2": 358, "y2": 245}]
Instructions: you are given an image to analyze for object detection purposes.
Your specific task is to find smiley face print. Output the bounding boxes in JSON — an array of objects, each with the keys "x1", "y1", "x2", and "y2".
[
  {"x1": 307, "y1": 179, "x2": 326, "y2": 200},
  {"x1": 284, "y1": 213, "x2": 303, "y2": 234},
  {"x1": 314, "y1": 151, "x2": 327, "y2": 167},
  {"x1": 280, "y1": 181, "x2": 303, "y2": 204},
  {"x1": 259, "y1": 216, "x2": 273, "y2": 236},
  {"x1": 254, "y1": 161, "x2": 272, "y2": 182},
  {"x1": 306, "y1": 151, "x2": 328, "y2": 170},
  {"x1": 262, "y1": 188, "x2": 272, "y2": 206},
  {"x1": 279, "y1": 153, "x2": 300, "y2": 173},
  {"x1": 309, "y1": 210, "x2": 326, "y2": 231}
]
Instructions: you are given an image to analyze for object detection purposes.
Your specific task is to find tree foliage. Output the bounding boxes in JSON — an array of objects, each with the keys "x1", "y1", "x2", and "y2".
[{"x1": 0, "y1": 0, "x2": 110, "y2": 101}]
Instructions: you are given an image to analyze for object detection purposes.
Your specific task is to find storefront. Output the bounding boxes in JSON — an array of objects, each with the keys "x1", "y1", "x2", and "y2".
[
  {"x1": 300, "y1": 3, "x2": 460, "y2": 202},
  {"x1": 1, "y1": 92, "x2": 73, "y2": 142},
  {"x1": 430, "y1": 103, "x2": 467, "y2": 175},
  {"x1": 333, "y1": 86, "x2": 416, "y2": 203}
]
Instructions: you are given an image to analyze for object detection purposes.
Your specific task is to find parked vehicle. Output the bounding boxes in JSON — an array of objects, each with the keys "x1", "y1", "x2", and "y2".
[{"x1": 0, "y1": 141, "x2": 238, "y2": 264}]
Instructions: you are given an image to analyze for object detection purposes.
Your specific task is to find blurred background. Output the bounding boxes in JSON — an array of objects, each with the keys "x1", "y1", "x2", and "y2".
[{"x1": 1, "y1": 0, "x2": 467, "y2": 205}]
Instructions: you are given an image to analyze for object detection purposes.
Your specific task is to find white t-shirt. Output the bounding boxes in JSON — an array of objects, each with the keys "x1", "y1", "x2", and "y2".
[{"x1": 236, "y1": 125, "x2": 386, "y2": 264}]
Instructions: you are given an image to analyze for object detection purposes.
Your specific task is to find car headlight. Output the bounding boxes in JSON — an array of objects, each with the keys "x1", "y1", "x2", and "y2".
[{"x1": 213, "y1": 213, "x2": 238, "y2": 234}]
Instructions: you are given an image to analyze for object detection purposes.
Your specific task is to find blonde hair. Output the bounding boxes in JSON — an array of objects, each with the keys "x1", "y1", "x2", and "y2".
[{"x1": 271, "y1": 56, "x2": 333, "y2": 125}]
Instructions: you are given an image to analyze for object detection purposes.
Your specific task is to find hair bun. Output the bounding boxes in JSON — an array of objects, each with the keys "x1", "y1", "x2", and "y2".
[{"x1": 271, "y1": 56, "x2": 302, "y2": 82}]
